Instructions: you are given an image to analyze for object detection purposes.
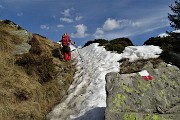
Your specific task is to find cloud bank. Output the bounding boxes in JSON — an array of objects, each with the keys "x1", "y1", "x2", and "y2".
[
  {"x1": 93, "y1": 14, "x2": 170, "y2": 40},
  {"x1": 60, "y1": 17, "x2": 74, "y2": 23}
]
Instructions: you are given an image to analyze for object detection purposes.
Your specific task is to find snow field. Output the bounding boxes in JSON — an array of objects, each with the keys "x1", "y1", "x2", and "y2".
[{"x1": 47, "y1": 43, "x2": 162, "y2": 120}]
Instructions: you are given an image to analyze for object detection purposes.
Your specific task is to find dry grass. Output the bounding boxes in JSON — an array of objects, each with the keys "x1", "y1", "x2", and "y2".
[
  {"x1": 0, "y1": 30, "x2": 15, "y2": 53},
  {"x1": 16, "y1": 53, "x2": 56, "y2": 83},
  {"x1": 120, "y1": 58, "x2": 163, "y2": 74},
  {"x1": 0, "y1": 20, "x2": 75, "y2": 120},
  {"x1": 29, "y1": 34, "x2": 58, "y2": 56},
  {"x1": 0, "y1": 20, "x2": 22, "y2": 31}
]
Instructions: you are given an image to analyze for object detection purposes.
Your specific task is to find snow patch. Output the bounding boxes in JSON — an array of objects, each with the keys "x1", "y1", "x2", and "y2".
[
  {"x1": 138, "y1": 70, "x2": 149, "y2": 76},
  {"x1": 121, "y1": 45, "x2": 162, "y2": 62},
  {"x1": 158, "y1": 29, "x2": 180, "y2": 38},
  {"x1": 158, "y1": 33, "x2": 169, "y2": 37}
]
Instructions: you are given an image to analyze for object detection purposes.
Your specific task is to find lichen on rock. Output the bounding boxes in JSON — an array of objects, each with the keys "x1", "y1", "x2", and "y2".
[{"x1": 105, "y1": 61, "x2": 180, "y2": 120}]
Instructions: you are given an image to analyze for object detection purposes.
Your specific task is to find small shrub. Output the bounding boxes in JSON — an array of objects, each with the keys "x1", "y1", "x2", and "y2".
[
  {"x1": 83, "y1": 38, "x2": 134, "y2": 53},
  {"x1": 144, "y1": 36, "x2": 177, "y2": 52},
  {"x1": 144, "y1": 36, "x2": 180, "y2": 68},
  {"x1": 29, "y1": 45, "x2": 42, "y2": 55},
  {"x1": 15, "y1": 53, "x2": 56, "y2": 84},
  {"x1": 14, "y1": 89, "x2": 30, "y2": 101},
  {"x1": 173, "y1": 40, "x2": 180, "y2": 53},
  {"x1": 52, "y1": 47, "x2": 62, "y2": 59},
  {"x1": 3, "y1": 19, "x2": 13, "y2": 24},
  {"x1": 29, "y1": 37, "x2": 42, "y2": 55},
  {"x1": 110, "y1": 38, "x2": 133, "y2": 46},
  {"x1": 105, "y1": 44, "x2": 125, "y2": 53},
  {"x1": 83, "y1": 39, "x2": 109, "y2": 47},
  {"x1": 106, "y1": 38, "x2": 133, "y2": 53},
  {"x1": 2, "y1": 19, "x2": 23, "y2": 30}
]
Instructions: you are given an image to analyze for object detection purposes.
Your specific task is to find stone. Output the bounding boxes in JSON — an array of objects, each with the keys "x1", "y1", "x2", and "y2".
[
  {"x1": 105, "y1": 61, "x2": 180, "y2": 120},
  {"x1": 9, "y1": 30, "x2": 32, "y2": 55}
]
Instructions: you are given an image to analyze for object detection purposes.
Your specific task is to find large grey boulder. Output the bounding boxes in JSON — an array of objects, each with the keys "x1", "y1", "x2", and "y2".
[
  {"x1": 9, "y1": 30, "x2": 32, "y2": 55},
  {"x1": 105, "y1": 62, "x2": 180, "y2": 120}
]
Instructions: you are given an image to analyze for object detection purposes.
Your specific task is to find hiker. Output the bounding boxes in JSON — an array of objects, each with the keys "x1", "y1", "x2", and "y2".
[{"x1": 60, "y1": 33, "x2": 76, "y2": 61}]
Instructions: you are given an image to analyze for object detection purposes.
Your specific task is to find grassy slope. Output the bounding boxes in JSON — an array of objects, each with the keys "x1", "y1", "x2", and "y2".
[{"x1": 0, "y1": 21, "x2": 75, "y2": 120}]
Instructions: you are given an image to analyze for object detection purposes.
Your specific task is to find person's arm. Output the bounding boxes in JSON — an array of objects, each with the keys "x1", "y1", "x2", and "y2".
[
  {"x1": 70, "y1": 40, "x2": 77, "y2": 47},
  {"x1": 59, "y1": 37, "x2": 62, "y2": 42}
]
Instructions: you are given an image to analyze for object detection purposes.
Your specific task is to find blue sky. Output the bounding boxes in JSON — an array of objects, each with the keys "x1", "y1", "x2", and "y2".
[{"x1": 0, "y1": 0, "x2": 174, "y2": 46}]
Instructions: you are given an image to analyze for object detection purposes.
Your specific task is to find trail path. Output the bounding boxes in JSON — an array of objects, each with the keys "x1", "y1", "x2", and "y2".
[{"x1": 47, "y1": 43, "x2": 162, "y2": 120}]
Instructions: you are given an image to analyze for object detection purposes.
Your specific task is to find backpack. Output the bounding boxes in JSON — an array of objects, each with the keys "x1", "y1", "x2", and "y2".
[{"x1": 61, "y1": 35, "x2": 70, "y2": 47}]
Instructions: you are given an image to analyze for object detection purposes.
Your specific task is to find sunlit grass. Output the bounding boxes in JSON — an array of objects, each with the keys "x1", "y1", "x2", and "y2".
[{"x1": 0, "y1": 20, "x2": 75, "y2": 120}]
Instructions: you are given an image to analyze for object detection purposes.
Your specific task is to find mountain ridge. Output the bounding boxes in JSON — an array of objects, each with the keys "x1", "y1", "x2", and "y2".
[
  {"x1": 0, "y1": 20, "x2": 179, "y2": 120},
  {"x1": 0, "y1": 20, "x2": 75, "y2": 120}
]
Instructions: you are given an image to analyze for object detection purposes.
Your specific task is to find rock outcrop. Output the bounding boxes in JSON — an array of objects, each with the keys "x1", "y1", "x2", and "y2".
[
  {"x1": 0, "y1": 20, "x2": 32, "y2": 55},
  {"x1": 9, "y1": 30, "x2": 32, "y2": 55},
  {"x1": 105, "y1": 61, "x2": 180, "y2": 120}
]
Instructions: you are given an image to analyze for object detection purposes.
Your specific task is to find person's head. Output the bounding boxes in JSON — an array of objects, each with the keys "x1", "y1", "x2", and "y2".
[{"x1": 63, "y1": 33, "x2": 68, "y2": 36}]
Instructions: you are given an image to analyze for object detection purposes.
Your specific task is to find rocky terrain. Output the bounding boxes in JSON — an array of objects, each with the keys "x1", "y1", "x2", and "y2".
[
  {"x1": 86, "y1": 34, "x2": 180, "y2": 120},
  {"x1": 105, "y1": 59, "x2": 180, "y2": 120},
  {"x1": 1, "y1": 20, "x2": 179, "y2": 120},
  {"x1": 88, "y1": 37, "x2": 180, "y2": 120}
]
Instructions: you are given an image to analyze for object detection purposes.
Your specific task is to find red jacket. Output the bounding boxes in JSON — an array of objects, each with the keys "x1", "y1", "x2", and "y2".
[{"x1": 61, "y1": 35, "x2": 70, "y2": 47}]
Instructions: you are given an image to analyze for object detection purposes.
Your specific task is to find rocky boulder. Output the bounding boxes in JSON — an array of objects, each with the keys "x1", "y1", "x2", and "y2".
[
  {"x1": 0, "y1": 20, "x2": 32, "y2": 55},
  {"x1": 105, "y1": 61, "x2": 180, "y2": 120},
  {"x1": 9, "y1": 30, "x2": 32, "y2": 55}
]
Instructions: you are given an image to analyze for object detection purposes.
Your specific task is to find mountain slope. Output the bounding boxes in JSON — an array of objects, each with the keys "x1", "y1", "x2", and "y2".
[{"x1": 0, "y1": 20, "x2": 75, "y2": 120}]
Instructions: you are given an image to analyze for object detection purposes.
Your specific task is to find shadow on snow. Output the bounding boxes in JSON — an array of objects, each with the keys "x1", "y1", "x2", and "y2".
[{"x1": 74, "y1": 107, "x2": 105, "y2": 120}]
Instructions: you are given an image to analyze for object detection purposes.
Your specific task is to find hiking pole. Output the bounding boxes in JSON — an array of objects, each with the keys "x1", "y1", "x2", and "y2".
[{"x1": 76, "y1": 48, "x2": 84, "y2": 64}]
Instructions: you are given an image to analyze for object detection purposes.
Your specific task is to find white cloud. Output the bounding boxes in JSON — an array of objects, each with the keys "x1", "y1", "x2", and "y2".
[
  {"x1": 57, "y1": 24, "x2": 64, "y2": 28},
  {"x1": 131, "y1": 14, "x2": 170, "y2": 31},
  {"x1": 93, "y1": 18, "x2": 122, "y2": 39},
  {"x1": 60, "y1": 17, "x2": 73, "y2": 23},
  {"x1": 71, "y1": 24, "x2": 89, "y2": 38},
  {"x1": 17, "y1": 12, "x2": 23, "y2": 16},
  {"x1": 102, "y1": 18, "x2": 121, "y2": 31},
  {"x1": 132, "y1": 21, "x2": 142, "y2": 27},
  {"x1": 61, "y1": 9, "x2": 83, "y2": 22},
  {"x1": 75, "y1": 16, "x2": 83, "y2": 21},
  {"x1": 93, "y1": 28, "x2": 104, "y2": 39},
  {"x1": 61, "y1": 9, "x2": 71, "y2": 17},
  {"x1": 93, "y1": 15, "x2": 170, "y2": 40},
  {"x1": 40, "y1": 25, "x2": 49, "y2": 30}
]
